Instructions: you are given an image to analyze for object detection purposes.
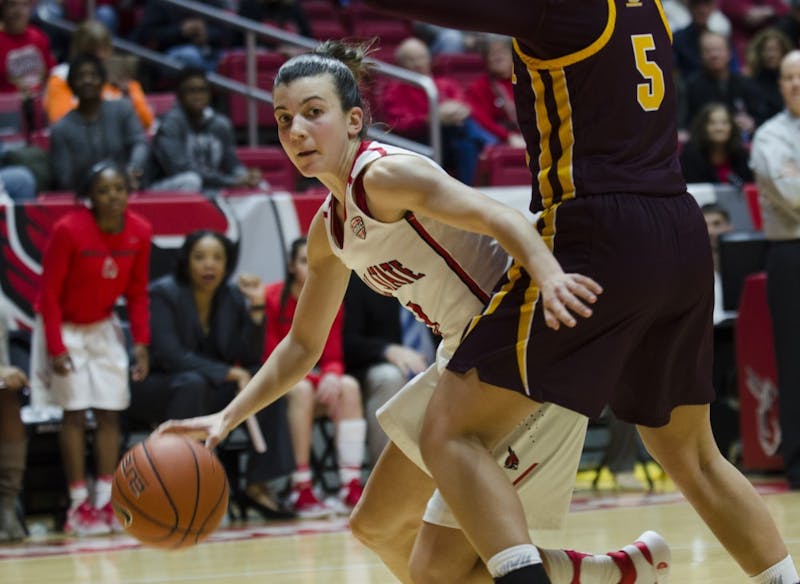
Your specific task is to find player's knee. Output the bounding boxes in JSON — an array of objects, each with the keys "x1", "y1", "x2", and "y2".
[
  {"x1": 350, "y1": 492, "x2": 415, "y2": 551},
  {"x1": 288, "y1": 379, "x2": 314, "y2": 405},
  {"x1": 338, "y1": 377, "x2": 363, "y2": 416}
]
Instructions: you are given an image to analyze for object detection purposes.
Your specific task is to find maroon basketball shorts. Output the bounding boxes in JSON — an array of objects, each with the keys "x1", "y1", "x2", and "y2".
[{"x1": 448, "y1": 192, "x2": 716, "y2": 427}]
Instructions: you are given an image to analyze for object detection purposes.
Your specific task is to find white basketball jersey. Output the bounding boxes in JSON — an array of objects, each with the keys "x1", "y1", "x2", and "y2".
[{"x1": 323, "y1": 141, "x2": 509, "y2": 353}]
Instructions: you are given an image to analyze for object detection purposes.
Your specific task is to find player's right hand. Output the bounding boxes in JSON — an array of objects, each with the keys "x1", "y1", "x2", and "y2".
[{"x1": 156, "y1": 413, "x2": 230, "y2": 450}]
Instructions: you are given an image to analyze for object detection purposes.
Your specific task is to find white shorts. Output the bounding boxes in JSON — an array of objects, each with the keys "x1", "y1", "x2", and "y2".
[
  {"x1": 30, "y1": 315, "x2": 130, "y2": 412},
  {"x1": 377, "y1": 346, "x2": 587, "y2": 530}
]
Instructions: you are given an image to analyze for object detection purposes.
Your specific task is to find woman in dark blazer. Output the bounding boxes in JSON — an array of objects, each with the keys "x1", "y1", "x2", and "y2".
[{"x1": 127, "y1": 230, "x2": 294, "y2": 519}]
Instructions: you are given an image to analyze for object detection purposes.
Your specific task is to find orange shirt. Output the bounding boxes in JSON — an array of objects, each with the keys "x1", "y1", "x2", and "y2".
[{"x1": 44, "y1": 64, "x2": 154, "y2": 131}]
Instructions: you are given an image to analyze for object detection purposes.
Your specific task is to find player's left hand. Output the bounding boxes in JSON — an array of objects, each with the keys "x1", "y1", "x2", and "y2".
[
  {"x1": 539, "y1": 273, "x2": 602, "y2": 330},
  {"x1": 157, "y1": 412, "x2": 230, "y2": 450}
]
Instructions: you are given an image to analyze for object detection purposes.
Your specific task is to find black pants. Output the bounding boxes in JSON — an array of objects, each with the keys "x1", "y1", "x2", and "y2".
[
  {"x1": 126, "y1": 371, "x2": 295, "y2": 484},
  {"x1": 766, "y1": 240, "x2": 800, "y2": 487}
]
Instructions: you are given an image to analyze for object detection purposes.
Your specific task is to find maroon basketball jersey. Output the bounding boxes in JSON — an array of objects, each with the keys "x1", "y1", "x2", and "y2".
[{"x1": 511, "y1": 0, "x2": 685, "y2": 212}]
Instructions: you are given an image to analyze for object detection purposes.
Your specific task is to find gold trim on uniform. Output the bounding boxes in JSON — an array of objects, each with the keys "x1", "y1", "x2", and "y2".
[
  {"x1": 512, "y1": 0, "x2": 617, "y2": 69},
  {"x1": 551, "y1": 69, "x2": 576, "y2": 202},
  {"x1": 653, "y1": 0, "x2": 673, "y2": 43},
  {"x1": 530, "y1": 70, "x2": 554, "y2": 208}
]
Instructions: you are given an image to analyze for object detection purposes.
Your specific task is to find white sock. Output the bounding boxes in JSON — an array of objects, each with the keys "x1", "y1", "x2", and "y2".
[
  {"x1": 540, "y1": 548, "x2": 620, "y2": 584},
  {"x1": 751, "y1": 555, "x2": 800, "y2": 584},
  {"x1": 487, "y1": 544, "x2": 542, "y2": 578},
  {"x1": 336, "y1": 419, "x2": 366, "y2": 484},
  {"x1": 69, "y1": 481, "x2": 88, "y2": 509},
  {"x1": 292, "y1": 465, "x2": 312, "y2": 488},
  {"x1": 94, "y1": 475, "x2": 113, "y2": 508}
]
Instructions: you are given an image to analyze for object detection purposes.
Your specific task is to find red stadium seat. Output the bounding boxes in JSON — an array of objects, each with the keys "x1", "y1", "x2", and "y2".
[
  {"x1": 217, "y1": 50, "x2": 286, "y2": 130},
  {"x1": 433, "y1": 52, "x2": 485, "y2": 87},
  {"x1": 742, "y1": 182, "x2": 763, "y2": 232},
  {"x1": 146, "y1": 92, "x2": 176, "y2": 117},
  {"x1": 350, "y1": 20, "x2": 413, "y2": 62},
  {"x1": 236, "y1": 146, "x2": 298, "y2": 191},
  {"x1": 475, "y1": 145, "x2": 530, "y2": 187}
]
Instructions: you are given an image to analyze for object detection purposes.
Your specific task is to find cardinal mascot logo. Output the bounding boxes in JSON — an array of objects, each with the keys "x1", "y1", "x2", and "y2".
[{"x1": 504, "y1": 446, "x2": 520, "y2": 470}]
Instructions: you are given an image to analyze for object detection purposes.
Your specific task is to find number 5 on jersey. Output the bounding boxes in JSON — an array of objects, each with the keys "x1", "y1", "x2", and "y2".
[{"x1": 631, "y1": 33, "x2": 665, "y2": 112}]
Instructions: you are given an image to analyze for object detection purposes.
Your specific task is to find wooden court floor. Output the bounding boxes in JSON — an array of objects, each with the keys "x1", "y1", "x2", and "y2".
[{"x1": 2, "y1": 486, "x2": 799, "y2": 583}]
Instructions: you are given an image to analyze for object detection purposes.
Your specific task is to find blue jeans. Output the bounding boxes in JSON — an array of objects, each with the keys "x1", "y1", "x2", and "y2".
[{"x1": 0, "y1": 166, "x2": 36, "y2": 201}]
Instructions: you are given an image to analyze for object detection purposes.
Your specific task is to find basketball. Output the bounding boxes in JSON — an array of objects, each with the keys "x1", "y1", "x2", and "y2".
[{"x1": 111, "y1": 434, "x2": 229, "y2": 549}]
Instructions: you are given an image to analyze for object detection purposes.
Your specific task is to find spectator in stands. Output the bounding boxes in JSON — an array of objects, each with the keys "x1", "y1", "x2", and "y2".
[
  {"x1": 30, "y1": 161, "x2": 151, "y2": 536},
  {"x1": 343, "y1": 274, "x2": 434, "y2": 465},
  {"x1": 664, "y1": 0, "x2": 732, "y2": 42},
  {"x1": 131, "y1": 0, "x2": 232, "y2": 74},
  {"x1": 381, "y1": 37, "x2": 496, "y2": 185},
  {"x1": 44, "y1": 20, "x2": 154, "y2": 132},
  {"x1": 0, "y1": 0, "x2": 56, "y2": 94},
  {"x1": 465, "y1": 34, "x2": 524, "y2": 148},
  {"x1": 145, "y1": 66, "x2": 263, "y2": 195},
  {"x1": 673, "y1": 0, "x2": 733, "y2": 81},
  {"x1": 260, "y1": 237, "x2": 366, "y2": 518},
  {"x1": 682, "y1": 30, "x2": 768, "y2": 139},
  {"x1": 774, "y1": 0, "x2": 800, "y2": 48},
  {"x1": 49, "y1": 53, "x2": 148, "y2": 192},
  {"x1": 701, "y1": 202, "x2": 736, "y2": 321},
  {"x1": 127, "y1": 230, "x2": 295, "y2": 519},
  {"x1": 749, "y1": 50, "x2": 800, "y2": 491},
  {"x1": 746, "y1": 27, "x2": 793, "y2": 121},
  {"x1": 412, "y1": 23, "x2": 479, "y2": 55},
  {"x1": 719, "y1": 0, "x2": 787, "y2": 65},
  {"x1": 238, "y1": 0, "x2": 313, "y2": 39},
  {"x1": 680, "y1": 102, "x2": 754, "y2": 185},
  {"x1": 0, "y1": 300, "x2": 29, "y2": 542}
]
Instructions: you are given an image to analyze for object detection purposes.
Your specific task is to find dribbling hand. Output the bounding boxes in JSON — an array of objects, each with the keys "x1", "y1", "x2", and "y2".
[
  {"x1": 157, "y1": 412, "x2": 230, "y2": 450},
  {"x1": 540, "y1": 273, "x2": 603, "y2": 330}
]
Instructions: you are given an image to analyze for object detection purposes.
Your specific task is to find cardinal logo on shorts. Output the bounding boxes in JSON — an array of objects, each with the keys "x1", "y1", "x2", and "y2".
[
  {"x1": 504, "y1": 446, "x2": 519, "y2": 470},
  {"x1": 350, "y1": 216, "x2": 366, "y2": 239}
]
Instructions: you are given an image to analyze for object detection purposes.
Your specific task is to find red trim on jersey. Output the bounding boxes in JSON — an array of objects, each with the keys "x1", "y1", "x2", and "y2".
[
  {"x1": 404, "y1": 213, "x2": 491, "y2": 305},
  {"x1": 347, "y1": 141, "x2": 372, "y2": 186},
  {"x1": 511, "y1": 461, "x2": 539, "y2": 486},
  {"x1": 352, "y1": 174, "x2": 373, "y2": 218},
  {"x1": 329, "y1": 197, "x2": 345, "y2": 249}
]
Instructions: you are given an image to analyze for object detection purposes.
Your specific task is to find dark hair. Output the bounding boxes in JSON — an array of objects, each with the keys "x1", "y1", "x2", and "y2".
[
  {"x1": 77, "y1": 159, "x2": 129, "y2": 199},
  {"x1": 279, "y1": 236, "x2": 308, "y2": 314},
  {"x1": 176, "y1": 65, "x2": 209, "y2": 92},
  {"x1": 701, "y1": 202, "x2": 731, "y2": 222},
  {"x1": 689, "y1": 102, "x2": 742, "y2": 156},
  {"x1": 174, "y1": 230, "x2": 237, "y2": 285},
  {"x1": 66, "y1": 52, "x2": 108, "y2": 94},
  {"x1": 274, "y1": 40, "x2": 375, "y2": 138}
]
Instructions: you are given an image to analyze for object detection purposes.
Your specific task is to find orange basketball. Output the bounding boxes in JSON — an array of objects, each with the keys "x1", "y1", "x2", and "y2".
[{"x1": 111, "y1": 434, "x2": 229, "y2": 549}]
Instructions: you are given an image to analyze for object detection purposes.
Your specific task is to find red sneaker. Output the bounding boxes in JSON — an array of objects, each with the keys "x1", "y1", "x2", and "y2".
[
  {"x1": 289, "y1": 486, "x2": 333, "y2": 519},
  {"x1": 339, "y1": 478, "x2": 363, "y2": 509},
  {"x1": 98, "y1": 502, "x2": 125, "y2": 533},
  {"x1": 63, "y1": 500, "x2": 111, "y2": 537}
]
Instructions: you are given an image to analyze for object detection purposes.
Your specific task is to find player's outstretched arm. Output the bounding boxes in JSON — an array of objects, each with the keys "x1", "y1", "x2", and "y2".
[
  {"x1": 362, "y1": 156, "x2": 603, "y2": 329},
  {"x1": 159, "y1": 213, "x2": 352, "y2": 447}
]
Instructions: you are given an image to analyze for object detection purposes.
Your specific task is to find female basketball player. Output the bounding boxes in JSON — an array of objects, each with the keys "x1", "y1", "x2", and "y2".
[
  {"x1": 358, "y1": 3, "x2": 799, "y2": 584},
  {"x1": 159, "y1": 41, "x2": 674, "y2": 584}
]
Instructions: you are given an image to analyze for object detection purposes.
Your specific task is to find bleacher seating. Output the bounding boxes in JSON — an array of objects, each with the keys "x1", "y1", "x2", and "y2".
[
  {"x1": 742, "y1": 183, "x2": 763, "y2": 232},
  {"x1": 217, "y1": 50, "x2": 287, "y2": 131},
  {"x1": 235, "y1": 146, "x2": 298, "y2": 191},
  {"x1": 433, "y1": 52, "x2": 486, "y2": 87},
  {"x1": 145, "y1": 92, "x2": 176, "y2": 117},
  {"x1": 475, "y1": 144, "x2": 530, "y2": 187}
]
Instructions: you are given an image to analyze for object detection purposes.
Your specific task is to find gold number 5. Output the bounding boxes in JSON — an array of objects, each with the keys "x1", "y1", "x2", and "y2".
[{"x1": 631, "y1": 34, "x2": 665, "y2": 112}]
